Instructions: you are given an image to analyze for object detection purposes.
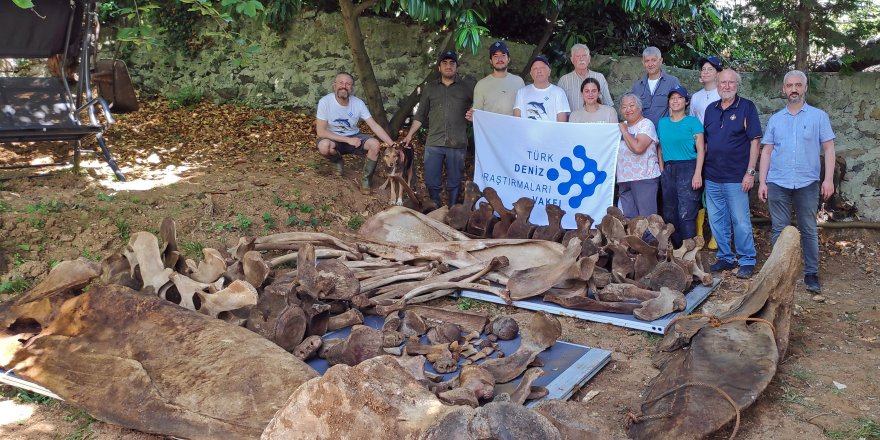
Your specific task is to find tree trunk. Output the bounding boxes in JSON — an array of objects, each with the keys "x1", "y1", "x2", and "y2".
[
  {"x1": 388, "y1": 31, "x2": 457, "y2": 136},
  {"x1": 339, "y1": 0, "x2": 390, "y2": 131},
  {"x1": 795, "y1": 0, "x2": 811, "y2": 71},
  {"x1": 520, "y1": 0, "x2": 564, "y2": 78}
]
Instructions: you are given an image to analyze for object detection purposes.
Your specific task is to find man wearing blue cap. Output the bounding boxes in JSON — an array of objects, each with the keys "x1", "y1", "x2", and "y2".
[
  {"x1": 513, "y1": 55, "x2": 569, "y2": 122},
  {"x1": 657, "y1": 85, "x2": 705, "y2": 247},
  {"x1": 467, "y1": 41, "x2": 524, "y2": 118},
  {"x1": 402, "y1": 51, "x2": 475, "y2": 207},
  {"x1": 690, "y1": 56, "x2": 722, "y2": 124}
]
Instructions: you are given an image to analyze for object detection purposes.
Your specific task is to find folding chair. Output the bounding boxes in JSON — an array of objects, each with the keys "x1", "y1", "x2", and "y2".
[{"x1": 0, "y1": 0, "x2": 126, "y2": 181}]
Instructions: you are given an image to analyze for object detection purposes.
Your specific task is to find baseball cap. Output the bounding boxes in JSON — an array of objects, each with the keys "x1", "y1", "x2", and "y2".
[
  {"x1": 698, "y1": 56, "x2": 722, "y2": 71},
  {"x1": 489, "y1": 41, "x2": 509, "y2": 57},
  {"x1": 529, "y1": 55, "x2": 550, "y2": 70},
  {"x1": 668, "y1": 85, "x2": 690, "y2": 101},
  {"x1": 438, "y1": 51, "x2": 458, "y2": 64}
]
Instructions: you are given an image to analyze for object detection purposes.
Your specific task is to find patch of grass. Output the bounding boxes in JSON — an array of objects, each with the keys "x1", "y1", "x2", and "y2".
[
  {"x1": 347, "y1": 214, "x2": 365, "y2": 231},
  {"x1": 14, "y1": 389, "x2": 54, "y2": 405},
  {"x1": 286, "y1": 214, "x2": 307, "y2": 227},
  {"x1": 97, "y1": 193, "x2": 115, "y2": 202},
  {"x1": 167, "y1": 85, "x2": 203, "y2": 110},
  {"x1": 80, "y1": 248, "x2": 101, "y2": 261},
  {"x1": 789, "y1": 366, "x2": 815, "y2": 382},
  {"x1": 320, "y1": 202, "x2": 330, "y2": 213},
  {"x1": 457, "y1": 298, "x2": 474, "y2": 311},
  {"x1": 12, "y1": 253, "x2": 28, "y2": 266},
  {"x1": 0, "y1": 277, "x2": 31, "y2": 294},
  {"x1": 236, "y1": 214, "x2": 253, "y2": 231},
  {"x1": 63, "y1": 408, "x2": 96, "y2": 440},
  {"x1": 115, "y1": 218, "x2": 131, "y2": 241},
  {"x1": 0, "y1": 200, "x2": 12, "y2": 212},
  {"x1": 25, "y1": 199, "x2": 66, "y2": 214},
  {"x1": 840, "y1": 311, "x2": 858, "y2": 323},
  {"x1": 643, "y1": 333, "x2": 662, "y2": 345},
  {"x1": 180, "y1": 240, "x2": 205, "y2": 258},
  {"x1": 782, "y1": 385, "x2": 808, "y2": 406},
  {"x1": 213, "y1": 222, "x2": 235, "y2": 232},
  {"x1": 298, "y1": 203, "x2": 315, "y2": 214},
  {"x1": 16, "y1": 243, "x2": 31, "y2": 251},
  {"x1": 28, "y1": 217, "x2": 46, "y2": 230},
  {"x1": 262, "y1": 213, "x2": 277, "y2": 230},
  {"x1": 49, "y1": 259, "x2": 61, "y2": 269},
  {"x1": 826, "y1": 417, "x2": 880, "y2": 439}
]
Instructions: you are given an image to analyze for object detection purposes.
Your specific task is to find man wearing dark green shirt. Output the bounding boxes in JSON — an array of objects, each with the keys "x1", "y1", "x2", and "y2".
[{"x1": 403, "y1": 51, "x2": 475, "y2": 207}]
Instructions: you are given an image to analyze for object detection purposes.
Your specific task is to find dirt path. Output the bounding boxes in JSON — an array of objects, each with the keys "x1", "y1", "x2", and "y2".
[{"x1": 1, "y1": 101, "x2": 878, "y2": 440}]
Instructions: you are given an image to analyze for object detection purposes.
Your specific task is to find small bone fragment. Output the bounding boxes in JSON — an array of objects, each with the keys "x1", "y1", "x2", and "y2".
[
  {"x1": 505, "y1": 197, "x2": 537, "y2": 239},
  {"x1": 326, "y1": 308, "x2": 364, "y2": 331},
  {"x1": 340, "y1": 325, "x2": 384, "y2": 366},
  {"x1": 427, "y1": 323, "x2": 461, "y2": 345},
  {"x1": 128, "y1": 232, "x2": 174, "y2": 294},
  {"x1": 405, "y1": 305, "x2": 488, "y2": 334},
  {"x1": 633, "y1": 287, "x2": 686, "y2": 321},
  {"x1": 533, "y1": 204, "x2": 565, "y2": 242},
  {"x1": 466, "y1": 201, "x2": 497, "y2": 237},
  {"x1": 527, "y1": 386, "x2": 549, "y2": 401},
  {"x1": 490, "y1": 316, "x2": 519, "y2": 340},
  {"x1": 508, "y1": 367, "x2": 545, "y2": 405},
  {"x1": 383, "y1": 346, "x2": 403, "y2": 356},
  {"x1": 383, "y1": 330, "x2": 405, "y2": 347},
  {"x1": 401, "y1": 311, "x2": 428, "y2": 337},
  {"x1": 196, "y1": 279, "x2": 258, "y2": 318},
  {"x1": 598, "y1": 283, "x2": 660, "y2": 302},
  {"x1": 242, "y1": 251, "x2": 270, "y2": 288},
  {"x1": 383, "y1": 312, "x2": 401, "y2": 331},
  {"x1": 292, "y1": 335, "x2": 322, "y2": 360},
  {"x1": 438, "y1": 365, "x2": 495, "y2": 407},
  {"x1": 272, "y1": 304, "x2": 308, "y2": 351},
  {"x1": 480, "y1": 312, "x2": 561, "y2": 383}
]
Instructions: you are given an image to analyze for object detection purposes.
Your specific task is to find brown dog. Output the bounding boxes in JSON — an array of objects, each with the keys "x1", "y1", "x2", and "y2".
[{"x1": 378, "y1": 143, "x2": 417, "y2": 206}]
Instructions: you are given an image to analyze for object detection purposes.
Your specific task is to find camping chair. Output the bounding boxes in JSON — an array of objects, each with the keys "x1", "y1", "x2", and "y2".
[{"x1": 0, "y1": 0, "x2": 126, "y2": 181}]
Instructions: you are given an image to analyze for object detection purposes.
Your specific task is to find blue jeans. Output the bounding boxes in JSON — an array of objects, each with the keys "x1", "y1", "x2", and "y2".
[
  {"x1": 661, "y1": 160, "x2": 702, "y2": 247},
  {"x1": 424, "y1": 146, "x2": 466, "y2": 207},
  {"x1": 705, "y1": 180, "x2": 756, "y2": 266},
  {"x1": 767, "y1": 181, "x2": 819, "y2": 275}
]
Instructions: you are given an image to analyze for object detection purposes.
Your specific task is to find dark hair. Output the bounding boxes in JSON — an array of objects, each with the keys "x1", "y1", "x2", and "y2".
[{"x1": 580, "y1": 77, "x2": 603, "y2": 104}]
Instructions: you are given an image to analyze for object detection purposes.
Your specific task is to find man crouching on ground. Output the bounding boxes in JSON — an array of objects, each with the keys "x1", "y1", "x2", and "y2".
[{"x1": 315, "y1": 72, "x2": 395, "y2": 195}]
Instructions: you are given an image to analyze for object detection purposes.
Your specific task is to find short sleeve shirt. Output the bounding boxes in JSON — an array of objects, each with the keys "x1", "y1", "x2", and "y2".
[
  {"x1": 568, "y1": 105, "x2": 617, "y2": 123},
  {"x1": 316, "y1": 93, "x2": 371, "y2": 136},
  {"x1": 617, "y1": 118, "x2": 661, "y2": 183},
  {"x1": 473, "y1": 73, "x2": 525, "y2": 116},
  {"x1": 689, "y1": 88, "x2": 720, "y2": 125},
  {"x1": 657, "y1": 116, "x2": 703, "y2": 162},
  {"x1": 557, "y1": 70, "x2": 614, "y2": 111},
  {"x1": 513, "y1": 84, "x2": 570, "y2": 121},
  {"x1": 763, "y1": 103, "x2": 835, "y2": 189},
  {"x1": 703, "y1": 96, "x2": 763, "y2": 183}
]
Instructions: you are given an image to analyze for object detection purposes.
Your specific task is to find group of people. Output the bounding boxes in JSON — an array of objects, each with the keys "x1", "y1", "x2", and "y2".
[{"x1": 313, "y1": 43, "x2": 837, "y2": 293}]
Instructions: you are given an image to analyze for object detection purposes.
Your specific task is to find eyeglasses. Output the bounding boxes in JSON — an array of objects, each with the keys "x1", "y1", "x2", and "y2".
[{"x1": 701, "y1": 67, "x2": 716, "y2": 72}]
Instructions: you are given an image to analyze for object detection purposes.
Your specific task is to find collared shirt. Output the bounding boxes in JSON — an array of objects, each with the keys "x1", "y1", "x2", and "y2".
[
  {"x1": 414, "y1": 75, "x2": 475, "y2": 148},
  {"x1": 703, "y1": 95, "x2": 763, "y2": 183},
  {"x1": 473, "y1": 73, "x2": 524, "y2": 116},
  {"x1": 763, "y1": 103, "x2": 835, "y2": 189},
  {"x1": 557, "y1": 70, "x2": 614, "y2": 111},
  {"x1": 630, "y1": 72, "x2": 681, "y2": 128}
]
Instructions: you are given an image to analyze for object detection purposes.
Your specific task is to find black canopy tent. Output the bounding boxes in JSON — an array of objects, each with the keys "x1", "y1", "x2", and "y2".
[{"x1": 0, "y1": 0, "x2": 126, "y2": 181}]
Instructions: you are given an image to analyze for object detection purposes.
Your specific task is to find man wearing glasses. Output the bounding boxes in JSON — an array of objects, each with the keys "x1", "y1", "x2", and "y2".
[{"x1": 703, "y1": 68, "x2": 762, "y2": 279}]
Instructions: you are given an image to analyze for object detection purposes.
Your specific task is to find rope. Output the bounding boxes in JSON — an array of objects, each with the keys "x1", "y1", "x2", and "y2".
[
  {"x1": 626, "y1": 382, "x2": 741, "y2": 440},
  {"x1": 664, "y1": 313, "x2": 776, "y2": 338}
]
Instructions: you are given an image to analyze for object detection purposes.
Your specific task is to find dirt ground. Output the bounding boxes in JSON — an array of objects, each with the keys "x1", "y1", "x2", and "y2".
[{"x1": 1, "y1": 100, "x2": 878, "y2": 440}]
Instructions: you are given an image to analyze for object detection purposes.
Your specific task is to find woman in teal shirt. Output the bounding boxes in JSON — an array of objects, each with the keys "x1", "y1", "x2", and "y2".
[{"x1": 657, "y1": 85, "x2": 705, "y2": 247}]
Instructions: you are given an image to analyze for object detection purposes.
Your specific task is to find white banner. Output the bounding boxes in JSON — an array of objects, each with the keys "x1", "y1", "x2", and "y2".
[{"x1": 473, "y1": 110, "x2": 619, "y2": 229}]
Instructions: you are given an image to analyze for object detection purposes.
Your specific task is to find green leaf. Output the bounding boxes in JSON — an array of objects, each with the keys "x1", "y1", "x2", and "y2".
[{"x1": 12, "y1": 0, "x2": 34, "y2": 8}]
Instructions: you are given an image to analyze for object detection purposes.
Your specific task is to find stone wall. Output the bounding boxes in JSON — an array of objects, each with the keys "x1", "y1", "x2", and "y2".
[{"x1": 128, "y1": 14, "x2": 880, "y2": 220}]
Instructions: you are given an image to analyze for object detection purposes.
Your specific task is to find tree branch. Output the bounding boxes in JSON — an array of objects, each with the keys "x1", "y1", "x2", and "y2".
[{"x1": 354, "y1": 0, "x2": 378, "y2": 16}]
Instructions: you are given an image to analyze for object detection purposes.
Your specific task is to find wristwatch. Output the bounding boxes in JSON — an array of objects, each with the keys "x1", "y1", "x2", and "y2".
[{"x1": 747, "y1": 168, "x2": 757, "y2": 176}]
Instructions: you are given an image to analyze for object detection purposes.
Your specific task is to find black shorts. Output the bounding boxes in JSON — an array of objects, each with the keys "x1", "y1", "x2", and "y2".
[{"x1": 317, "y1": 133, "x2": 372, "y2": 156}]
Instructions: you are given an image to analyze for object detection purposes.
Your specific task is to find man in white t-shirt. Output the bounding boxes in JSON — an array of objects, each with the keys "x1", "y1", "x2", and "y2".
[
  {"x1": 466, "y1": 41, "x2": 525, "y2": 119},
  {"x1": 513, "y1": 55, "x2": 569, "y2": 122},
  {"x1": 557, "y1": 44, "x2": 613, "y2": 114},
  {"x1": 689, "y1": 56, "x2": 722, "y2": 124},
  {"x1": 315, "y1": 72, "x2": 395, "y2": 195}
]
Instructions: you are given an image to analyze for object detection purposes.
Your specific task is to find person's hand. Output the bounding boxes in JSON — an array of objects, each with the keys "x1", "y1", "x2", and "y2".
[
  {"x1": 346, "y1": 137, "x2": 361, "y2": 147},
  {"x1": 758, "y1": 182, "x2": 768, "y2": 202},
  {"x1": 618, "y1": 122, "x2": 628, "y2": 135},
  {"x1": 821, "y1": 180, "x2": 835, "y2": 200},
  {"x1": 402, "y1": 134, "x2": 413, "y2": 147},
  {"x1": 465, "y1": 107, "x2": 474, "y2": 122},
  {"x1": 692, "y1": 173, "x2": 703, "y2": 190},
  {"x1": 742, "y1": 173, "x2": 755, "y2": 192}
]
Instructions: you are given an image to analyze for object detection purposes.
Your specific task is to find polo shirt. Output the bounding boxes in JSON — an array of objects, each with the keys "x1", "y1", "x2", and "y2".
[
  {"x1": 703, "y1": 95, "x2": 762, "y2": 183},
  {"x1": 631, "y1": 72, "x2": 681, "y2": 128},
  {"x1": 414, "y1": 75, "x2": 475, "y2": 149},
  {"x1": 763, "y1": 103, "x2": 835, "y2": 189}
]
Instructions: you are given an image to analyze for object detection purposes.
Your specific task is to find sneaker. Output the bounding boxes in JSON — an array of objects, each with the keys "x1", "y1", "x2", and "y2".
[
  {"x1": 804, "y1": 274, "x2": 821, "y2": 293},
  {"x1": 736, "y1": 265, "x2": 755, "y2": 279},
  {"x1": 709, "y1": 259, "x2": 737, "y2": 272}
]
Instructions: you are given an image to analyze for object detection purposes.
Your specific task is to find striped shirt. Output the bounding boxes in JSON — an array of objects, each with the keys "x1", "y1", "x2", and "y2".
[{"x1": 557, "y1": 70, "x2": 614, "y2": 112}]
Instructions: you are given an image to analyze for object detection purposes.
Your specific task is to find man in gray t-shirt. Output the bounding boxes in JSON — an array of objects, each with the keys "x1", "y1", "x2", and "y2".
[
  {"x1": 316, "y1": 72, "x2": 395, "y2": 195},
  {"x1": 466, "y1": 41, "x2": 525, "y2": 119}
]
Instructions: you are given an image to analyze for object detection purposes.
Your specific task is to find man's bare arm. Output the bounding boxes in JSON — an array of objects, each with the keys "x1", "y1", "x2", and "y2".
[
  {"x1": 316, "y1": 119, "x2": 358, "y2": 145},
  {"x1": 364, "y1": 117, "x2": 395, "y2": 145}
]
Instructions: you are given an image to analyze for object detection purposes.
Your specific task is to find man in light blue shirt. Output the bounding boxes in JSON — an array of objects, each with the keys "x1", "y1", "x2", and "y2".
[{"x1": 758, "y1": 69, "x2": 836, "y2": 293}]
